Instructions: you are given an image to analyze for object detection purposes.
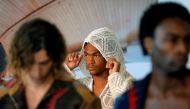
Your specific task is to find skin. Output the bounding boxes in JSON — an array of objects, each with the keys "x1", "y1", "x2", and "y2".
[
  {"x1": 144, "y1": 18, "x2": 190, "y2": 109},
  {"x1": 152, "y1": 18, "x2": 190, "y2": 75},
  {"x1": 65, "y1": 43, "x2": 120, "y2": 96},
  {"x1": 83, "y1": 43, "x2": 109, "y2": 96},
  {"x1": 22, "y1": 49, "x2": 55, "y2": 109},
  {"x1": 83, "y1": 43, "x2": 108, "y2": 76}
]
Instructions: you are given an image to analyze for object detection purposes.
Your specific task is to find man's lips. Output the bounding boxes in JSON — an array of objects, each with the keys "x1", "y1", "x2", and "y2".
[
  {"x1": 87, "y1": 65, "x2": 95, "y2": 71},
  {"x1": 175, "y1": 56, "x2": 187, "y2": 63}
]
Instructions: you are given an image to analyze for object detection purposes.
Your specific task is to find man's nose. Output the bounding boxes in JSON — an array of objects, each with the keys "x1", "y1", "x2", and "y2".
[
  {"x1": 177, "y1": 41, "x2": 189, "y2": 55},
  {"x1": 32, "y1": 64, "x2": 41, "y2": 73},
  {"x1": 88, "y1": 56, "x2": 95, "y2": 64}
]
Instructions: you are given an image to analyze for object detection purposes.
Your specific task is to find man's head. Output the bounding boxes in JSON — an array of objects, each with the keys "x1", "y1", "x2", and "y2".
[
  {"x1": 79, "y1": 27, "x2": 127, "y2": 77},
  {"x1": 9, "y1": 19, "x2": 66, "y2": 81},
  {"x1": 139, "y1": 3, "x2": 190, "y2": 74},
  {"x1": 83, "y1": 43, "x2": 107, "y2": 76}
]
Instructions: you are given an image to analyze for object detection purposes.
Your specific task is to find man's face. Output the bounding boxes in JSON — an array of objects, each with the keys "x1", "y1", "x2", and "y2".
[
  {"x1": 152, "y1": 17, "x2": 190, "y2": 74},
  {"x1": 83, "y1": 43, "x2": 107, "y2": 75},
  {"x1": 27, "y1": 49, "x2": 53, "y2": 83}
]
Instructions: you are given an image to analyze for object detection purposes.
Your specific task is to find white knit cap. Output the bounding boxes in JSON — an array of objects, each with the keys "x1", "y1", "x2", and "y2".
[{"x1": 79, "y1": 27, "x2": 129, "y2": 77}]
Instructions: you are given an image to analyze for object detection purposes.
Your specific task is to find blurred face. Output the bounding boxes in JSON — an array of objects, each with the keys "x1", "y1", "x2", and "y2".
[
  {"x1": 27, "y1": 49, "x2": 53, "y2": 83},
  {"x1": 152, "y1": 17, "x2": 190, "y2": 74},
  {"x1": 83, "y1": 43, "x2": 107, "y2": 75}
]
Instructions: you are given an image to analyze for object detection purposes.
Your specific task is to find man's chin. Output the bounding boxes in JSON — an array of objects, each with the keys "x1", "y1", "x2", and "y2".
[
  {"x1": 30, "y1": 76, "x2": 46, "y2": 84},
  {"x1": 89, "y1": 71, "x2": 96, "y2": 75},
  {"x1": 167, "y1": 66, "x2": 187, "y2": 77}
]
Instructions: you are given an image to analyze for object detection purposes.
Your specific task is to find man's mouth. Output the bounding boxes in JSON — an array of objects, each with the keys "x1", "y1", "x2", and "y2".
[{"x1": 87, "y1": 65, "x2": 95, "y2": 71}]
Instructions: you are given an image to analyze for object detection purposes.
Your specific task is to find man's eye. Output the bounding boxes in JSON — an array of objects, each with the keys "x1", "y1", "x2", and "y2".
[
  {"x1": 39, "y1": 60, "x2": 51, "y2": 66},
  {"x1": 30, "y1": 61, "x2": 34, "y2": 65},
  {"x1": 185, "y1": 36, "x2": 190, "y2": 44},
  {"x1": 84, "y1": 54, "x2": 88, "y2": 57},
  {"x1": 168, "y1": 37, "x2": 178, "y2": 44},
  {"x1": 40, "y1": 62, "x2": 48, "y2": 65},
  {"x1": 95, "y1": 55, "x2": 100, "y2": 57}
]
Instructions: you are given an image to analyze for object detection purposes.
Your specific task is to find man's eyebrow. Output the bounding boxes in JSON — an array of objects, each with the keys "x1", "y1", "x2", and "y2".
[
  {"x1": 84, "y1": 51, "x2": 101, "y2": 55},
  {"x1": 167, "y1": 33, "x2": 190, "y2": 39},
  {"x1": 168, "y1": 33, "x2": 178, "y2": 37},
  {"x1": 39, "y1": 59, "x2": 51, "y2": 64}
]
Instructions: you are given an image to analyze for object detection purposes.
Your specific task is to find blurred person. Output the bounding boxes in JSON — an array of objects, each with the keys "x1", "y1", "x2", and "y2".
[
  {"x1": 114, "y1": 2, "x2": 190, "y2": 109},
  {"x1": 0, "y1": 19, "x2": 101, "y2": 109}
]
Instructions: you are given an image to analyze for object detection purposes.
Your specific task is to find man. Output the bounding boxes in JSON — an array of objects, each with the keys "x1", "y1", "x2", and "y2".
[
  {"x1": 65, "y1": 27, "x2": 133, "y2": 109},
  {"x1": 0, "y1": 19, "x2": 101, "y2": 109},
  {"x1": 114, "y1": 2, "x2": 190, "y2": 109}
]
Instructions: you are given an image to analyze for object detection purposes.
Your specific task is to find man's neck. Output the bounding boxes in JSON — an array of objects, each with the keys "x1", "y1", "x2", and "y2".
[
  {"x1": 92, "y1": 70, "x2": 109, "y2": 85},
  {"x1": 24, "y1": 74, "x2": 54, "y2": 91},
  {"x1": 24, "y1": 74, "x2": 54, "y2": 109},
  {"x1": 150, "y1": 68, "x2": 190, "y2": 95},
  {"x1": 92, "y1": 70, "x2": 109, "y2": 96}
]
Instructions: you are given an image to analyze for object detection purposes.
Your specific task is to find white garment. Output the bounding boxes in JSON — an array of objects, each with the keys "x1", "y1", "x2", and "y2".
[
  {"x1": 79, "y1": 27, "x2": 129, "y2": 77},
  {"x1": 78, "y1": 72, "x2": 133, "y2": 109},
  {"x1": 64, "y1": 63, "x2": 133, "y2": 109}
]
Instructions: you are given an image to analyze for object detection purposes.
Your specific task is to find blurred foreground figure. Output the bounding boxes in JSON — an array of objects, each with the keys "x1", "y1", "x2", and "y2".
[
  {"x1": 0, "y1": 19, "x2": 101, "y2": 109},
  {"x1": 115, "y1": 2, "x2": 190, "y2": 109}
]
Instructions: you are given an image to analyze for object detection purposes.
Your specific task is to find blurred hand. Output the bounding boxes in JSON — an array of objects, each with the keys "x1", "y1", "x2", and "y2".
[
  {"x1": 65, "y1": 52, "x2": 82, "y2": 70},
  {"x1": 106, "y1": 58, "x2": 120, "y2": 75}
]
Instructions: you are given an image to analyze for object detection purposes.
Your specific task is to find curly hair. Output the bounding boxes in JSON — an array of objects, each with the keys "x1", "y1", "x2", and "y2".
[
  {"x1": 139, "y1": 2, "x2": 190, "y2": 55},
  {"x1": 9, "y1": 18, "x2": 66, "y2": 71}
]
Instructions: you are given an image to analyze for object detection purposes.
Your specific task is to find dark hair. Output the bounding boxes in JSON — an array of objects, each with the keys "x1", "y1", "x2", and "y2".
[
  {"x1": 9, "y1": 18, "x2": 66, "y2": 70},
  {"x1": 139, "y1": 2, "x2": 190, "y2": 55}
]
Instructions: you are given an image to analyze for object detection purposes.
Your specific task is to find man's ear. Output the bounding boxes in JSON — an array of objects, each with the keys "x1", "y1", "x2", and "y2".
[{"x1": 143, "y1": 37, "x2": 153, "y2": 55}]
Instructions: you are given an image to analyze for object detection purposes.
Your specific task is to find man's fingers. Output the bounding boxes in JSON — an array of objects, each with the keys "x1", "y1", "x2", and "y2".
[
  {"x1": 78, "y1": 54, "x2": 83, "y2": 62},
  {"x1": 109, "y1": 63, "x2": 114, "y2": 69},
  {"x1": 106, "y1": 58, "x2": 120, "y2": 69},
  {"x1": 68, "y1": 53, "x2": 74, "y2": 61},
  {"x1": 106, "y1": 60, "x2": 114, "y2": 69},
  {"x1": 68, "y1": 53, "x2": 77, "y2": 61},
  {"x1": 73, "y1": 53, "x2": 78, "y2": 61}
]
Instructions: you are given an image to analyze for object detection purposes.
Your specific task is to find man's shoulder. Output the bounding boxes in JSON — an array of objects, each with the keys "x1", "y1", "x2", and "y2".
[
  {"x1": 56, "y1": 73, "x2": 75, "y2": 82},
  {"x1": 114, "y1": 87, "x2": 133, "y2": 109},
  {"x1": 115, "y1": 74, "x2": 151, "y2": 109},
  {"x1": 116, "y1": 78, "x2": 145, "y2": 101},
  {"x1": 55, "y1": 75, "x2": 95, "y2": 100},
  {"x1": 72, "y1": 80, "x2": 97, "y2": 102},
  {"x1": 133, "y1": 73, "x2": 151, "y2": 87},
  {"x1": 56, "y1": 76, "x2": 101, "y2": 107},
  {"x1": 73, "y1": 80, "x2": 102, "y2": 109}
]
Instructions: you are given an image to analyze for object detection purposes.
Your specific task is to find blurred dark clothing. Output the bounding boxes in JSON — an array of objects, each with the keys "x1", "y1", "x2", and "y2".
[
  {"x1": 0, "y1": 75, "x2": 101, "y2": 109},
  {"x1": 114, "y1": 74, "x2": 151, "y2": 109}
]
